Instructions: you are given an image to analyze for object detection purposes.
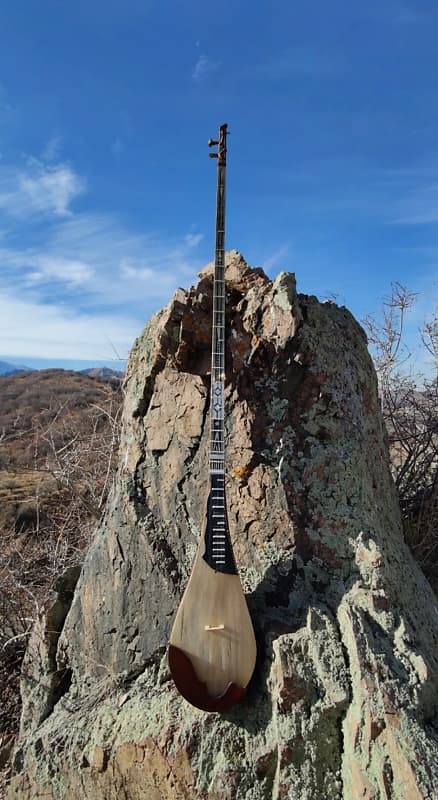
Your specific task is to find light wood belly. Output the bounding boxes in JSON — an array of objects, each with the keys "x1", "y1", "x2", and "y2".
[{"x1": 169, "y1": 546, "x2": 256, "y2": 698}]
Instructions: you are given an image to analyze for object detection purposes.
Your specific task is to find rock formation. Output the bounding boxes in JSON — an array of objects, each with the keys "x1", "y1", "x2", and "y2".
[{"x1": 9, "y1": 253, "x2": 438, "y2": 799}]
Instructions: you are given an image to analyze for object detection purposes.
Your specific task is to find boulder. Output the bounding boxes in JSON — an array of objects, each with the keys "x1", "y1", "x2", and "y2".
[{"x1": 10, "y1": 253, "x2": 438, "y2": 800}]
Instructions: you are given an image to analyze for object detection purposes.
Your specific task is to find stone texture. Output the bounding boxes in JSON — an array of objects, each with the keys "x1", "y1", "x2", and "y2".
[{"x1": 10, "y1": 252, "x2": 438, "y2": 799}]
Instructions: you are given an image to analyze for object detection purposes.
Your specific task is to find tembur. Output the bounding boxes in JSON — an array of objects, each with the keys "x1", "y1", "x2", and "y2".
[{"x1": 168, "y1": 124, "x2": 257, "y2": 712}]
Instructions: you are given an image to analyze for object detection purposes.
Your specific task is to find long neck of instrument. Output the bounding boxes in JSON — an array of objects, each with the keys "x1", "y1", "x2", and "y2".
[{"x1": 209, "y1": 123, "x2": 227, "y2": 477}]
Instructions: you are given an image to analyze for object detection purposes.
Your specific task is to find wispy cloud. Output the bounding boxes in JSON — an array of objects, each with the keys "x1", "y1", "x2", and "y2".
[
  {"x1": 398, "y1": 196, "x2": 438, "y2": 225},
  {"x1": 261, "y1": 244, "x2": 290, "y2": 271},
  {"x1": 184, "y1": 232, "x2": 203, "y2": 248},
  {"x1": 119, "y1": 256, "x2": 180, "y2": 289},
  {"x1": 15, "y1": 255, "x2": 93, "y2": 288},
  {"x1": 1, "y1": 212, "x2": 203, "y2": 306},
  {"x1": 192, "y1": 54, "x2": 221, "y2": 81},
  {"x1": 41, "y1": 135, "x2": 63, "y2": 162},
  {"x1": 0, "y1": 148, "x2": 204, "y2": 359},
  {"x1": 0, "y1": 213, "x2": 203, "y2": 358},
  {"x1": 265, "y1": 155, "x2": 438, "y2": 230},
  {"x1": 0, "y1": 291, "x2": 139, "y2": 360},
  {"x1": 381, "y1": 165, "x2": 438, "y2": 225},
  {"x1": 0, "y1": 157, "x2": 85, "y2": 218}
]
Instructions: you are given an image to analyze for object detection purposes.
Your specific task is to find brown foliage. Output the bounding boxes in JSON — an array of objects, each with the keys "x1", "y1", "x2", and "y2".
[
  {"x1": 364, "y1": 285, "x2": 438, "y2": 590},
  {"x1": 0, "y1": 370, "x2": 122, "y2": 788}
]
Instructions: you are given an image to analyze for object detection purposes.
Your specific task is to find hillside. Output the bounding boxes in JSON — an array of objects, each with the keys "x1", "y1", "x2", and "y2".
[
  {"x1": 0, "y1": 369, "x2": 122, "y2": 780},
  {"x1": 80, "y1": 367, "x2": 124, "y2": 381},
  {"x1": 0, "y1": 369, "x2": 121, "y2": 472}
]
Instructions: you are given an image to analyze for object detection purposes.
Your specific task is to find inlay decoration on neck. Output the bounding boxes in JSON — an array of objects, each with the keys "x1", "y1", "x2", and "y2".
[{"x1": 204, "y1": 123, "x2": 236, "y2": 574}]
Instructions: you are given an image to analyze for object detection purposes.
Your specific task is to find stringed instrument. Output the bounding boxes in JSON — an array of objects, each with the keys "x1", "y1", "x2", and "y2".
[{"x1": 168, "y1": 123, "x2": 257, "y2": 712}]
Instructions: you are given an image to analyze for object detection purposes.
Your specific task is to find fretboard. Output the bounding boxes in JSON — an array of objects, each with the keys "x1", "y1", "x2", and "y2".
[
  {"x1": 209, "y1": 123, "x2": 227, "y2": 477},
  {"x1": 203, "y1": 123, "x2": 236, "y2": 574}
]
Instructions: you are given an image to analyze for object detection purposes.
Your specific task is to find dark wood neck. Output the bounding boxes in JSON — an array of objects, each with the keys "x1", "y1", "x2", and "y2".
[
  {"x1": 203, "y1": 123, "x2": 236, "y2": 575},
  {"x1": 209, "y1": 123, "x2": 227, "y2": 478}
]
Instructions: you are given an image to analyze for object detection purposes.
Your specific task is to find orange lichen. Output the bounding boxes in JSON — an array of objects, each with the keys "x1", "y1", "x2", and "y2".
[{"x1": 231, "y1": 465, "x2": 250, "y2": 479}]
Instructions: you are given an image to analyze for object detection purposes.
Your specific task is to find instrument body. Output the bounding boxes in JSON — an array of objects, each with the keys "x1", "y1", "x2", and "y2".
[{"x1": 168, "y1": 124, "x2": 256, "y2": 712}]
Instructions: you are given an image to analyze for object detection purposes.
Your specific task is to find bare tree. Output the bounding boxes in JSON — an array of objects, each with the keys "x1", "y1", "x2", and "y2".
[{"x1": 364, "y1": 285, "x2": 438, "y2": 588}]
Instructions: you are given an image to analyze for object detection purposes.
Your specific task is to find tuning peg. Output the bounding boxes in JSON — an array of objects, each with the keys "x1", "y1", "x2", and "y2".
[
  {"x1": 209, "y1": 153, "x2": 218, "y2": 158},
  {"x1": 208, "y1": 139, "x2": 219, "y2": 147}
]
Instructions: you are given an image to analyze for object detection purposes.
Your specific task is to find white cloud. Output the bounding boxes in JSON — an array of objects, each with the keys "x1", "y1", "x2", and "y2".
[
  {"x1": 0, "y1": 208, "x2": 205, "y2": 357},
  {"x1": 192, "y1": 54, "x2": 221, "y2": 81},
  {"x1": 0, "y1": 291, "x2": 138, "y2": 360},
  {"x1": 0, "y1": 148, "x2": 205, "y2": 360},
  {"x1": 1, "y1": 212, "x2": 202, "y2": 306},
  {"x1": 26, "y1": 257, "x2": 94, "y2": 287},
  {"x1": 120, "y1": 258, "x2": 162, "y2": 282},
  {"x1": 0, "y1": 247, "x2": 94, "y2": 288},
  {"x1": 19, "y1": 159, "x2": 85, "y2": 216},
  {"x1": 184, "y1": 232, "x2": 203, "y2": 248},
  {"x1": 0, "y1": 158, "x2": 85, "y2": 218}
]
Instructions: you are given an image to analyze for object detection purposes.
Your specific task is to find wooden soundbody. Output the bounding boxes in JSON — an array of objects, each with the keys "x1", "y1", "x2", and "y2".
[{"x1": 168, "y1": 507, "x2": 257, "y2": 712}]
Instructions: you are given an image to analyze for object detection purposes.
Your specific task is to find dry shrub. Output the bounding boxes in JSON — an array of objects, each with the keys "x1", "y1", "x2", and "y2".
[
  {"x1": 364, "y1": 285, "x2": 438, "y2": 590},
  {"x1": 0, "y1": 371, "x2": 122, "y2": 788}
]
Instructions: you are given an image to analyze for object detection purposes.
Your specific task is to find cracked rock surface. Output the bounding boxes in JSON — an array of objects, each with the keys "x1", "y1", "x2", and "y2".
[{"x1": 10, "y1": 252, "x2": 438, "y2": 799}]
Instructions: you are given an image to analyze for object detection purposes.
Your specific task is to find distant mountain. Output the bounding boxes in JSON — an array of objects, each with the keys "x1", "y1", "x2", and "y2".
[
  {"x1": 0, "y1": 360, "x2": 32, "y2": 376},
  {"x1": 81, "y1": 367, "x2": 124, "y2": 381}
]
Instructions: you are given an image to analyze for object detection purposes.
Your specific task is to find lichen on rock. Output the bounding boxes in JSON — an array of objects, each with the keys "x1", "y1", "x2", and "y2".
[{"x1": 9, "y1": 252, "x2": 438, "y2": 800}]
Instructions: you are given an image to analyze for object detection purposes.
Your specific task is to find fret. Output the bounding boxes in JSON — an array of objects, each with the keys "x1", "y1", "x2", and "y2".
[{"x1": 201, "y1": 124, "x2": 237, "y2": 572}]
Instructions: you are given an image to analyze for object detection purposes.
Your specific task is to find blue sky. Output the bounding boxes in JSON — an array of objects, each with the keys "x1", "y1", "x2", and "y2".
[{"x1": 0, "y1": 0, "x2": 438, "y2": 367}]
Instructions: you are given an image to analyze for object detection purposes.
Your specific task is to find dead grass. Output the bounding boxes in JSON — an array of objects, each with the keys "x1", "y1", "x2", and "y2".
[{"x1": 0, "y1": 369, "x2": 122, "y2": 790}]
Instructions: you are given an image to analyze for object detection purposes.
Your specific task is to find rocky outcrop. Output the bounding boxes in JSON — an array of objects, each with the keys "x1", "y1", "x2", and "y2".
[{"x1": 9, "y1": 253, "x2": 438, "y2": 799}]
